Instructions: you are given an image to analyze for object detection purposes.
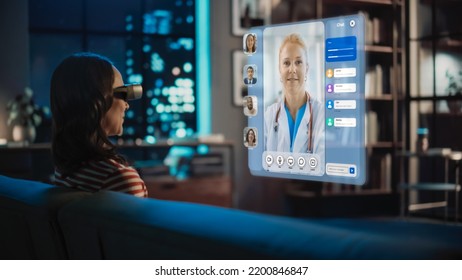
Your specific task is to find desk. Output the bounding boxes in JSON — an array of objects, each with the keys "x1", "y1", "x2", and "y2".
[{"x1": 399, "y1": 149, "x2": 461, "y2": 222}]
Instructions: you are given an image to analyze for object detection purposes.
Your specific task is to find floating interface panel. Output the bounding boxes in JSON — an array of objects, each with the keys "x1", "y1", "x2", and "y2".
[{"x1": 243, "y1": 14, "x2": 366, "y2": 185}]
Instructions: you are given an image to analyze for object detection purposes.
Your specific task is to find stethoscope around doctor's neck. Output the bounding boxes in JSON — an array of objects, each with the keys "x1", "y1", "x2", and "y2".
[{"x1": 273, "y1": 93, "x2": 313, "y2": 153}]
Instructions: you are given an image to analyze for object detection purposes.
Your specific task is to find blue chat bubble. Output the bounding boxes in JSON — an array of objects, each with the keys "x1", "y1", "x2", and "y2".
[{"x1": 326, "y1": 36, "x2": 357, "y2": 62}]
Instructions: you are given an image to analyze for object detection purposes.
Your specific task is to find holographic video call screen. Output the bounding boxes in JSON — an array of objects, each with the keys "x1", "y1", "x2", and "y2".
[{"x1": 243, "y1": 14, "x2": 366, "y2": 185}]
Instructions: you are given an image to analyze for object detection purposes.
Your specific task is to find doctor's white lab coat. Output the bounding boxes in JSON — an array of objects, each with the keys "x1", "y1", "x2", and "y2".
[{"x1": 264, "y1": 96, "x2": 325, "y2": 161}]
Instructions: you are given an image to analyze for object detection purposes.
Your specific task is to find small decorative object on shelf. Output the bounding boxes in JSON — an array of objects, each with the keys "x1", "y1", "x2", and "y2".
[
  {"x1": 416, "y1": 127, "x2": 429, "y2": 154},
  {"x1": 445, "y1": 69, "x2": 462, "y2": 114},
  {"x1": 6, "y1": 87, "x2": 46, "y2": 144}
]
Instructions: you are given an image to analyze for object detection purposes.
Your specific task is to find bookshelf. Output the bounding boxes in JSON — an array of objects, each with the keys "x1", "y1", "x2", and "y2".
[
  {"x1": 281, "y1": 0, "x2": 405, "y2": 218},
  {"x1": 405, "y1": 0, "x2": 462, "y2": 220},
  {"x1": 407, "y1": 0, "x2": 462, "y2": 152},
  {"x1": 270, "y1": 1, "x2": 405, "y2": 185}
]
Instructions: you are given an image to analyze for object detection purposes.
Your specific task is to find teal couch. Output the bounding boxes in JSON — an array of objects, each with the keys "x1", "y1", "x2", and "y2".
[{"x1": 1, "y1": 174, "x2": 462, "y2": 259}]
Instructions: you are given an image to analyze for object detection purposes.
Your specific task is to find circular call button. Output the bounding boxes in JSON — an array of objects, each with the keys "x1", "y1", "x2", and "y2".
[
  {"x1": 297, "y1": 157, "x2": 306, "y2": 168},
  {"x1": 265, "y1": 155, "x2": 273, "y2": 166},
  {"x1": 287, "y1": 156, "x2": 295, "y2": 168},
  {"x1": 276, "y1": 155, "x2": 284, "y2": 167},
  {"x1": 309, "y1": 157, "x2": 318, "y2": 168}
]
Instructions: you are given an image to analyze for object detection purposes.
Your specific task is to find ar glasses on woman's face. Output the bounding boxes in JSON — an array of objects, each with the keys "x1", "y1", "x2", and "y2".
[{"x1": 113, "y1": 84, "x2": 143, "y2": 101}]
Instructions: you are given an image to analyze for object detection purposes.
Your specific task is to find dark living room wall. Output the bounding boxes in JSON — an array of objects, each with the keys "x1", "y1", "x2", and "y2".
[{"x1": 0, "y1": 0, "x2": 29, "y2": 140}]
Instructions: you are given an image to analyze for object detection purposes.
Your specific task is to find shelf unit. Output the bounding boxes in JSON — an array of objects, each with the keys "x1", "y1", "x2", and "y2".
[
  {"x1": 405, "y1": 0, "x2": 462, "y2": 220},
  {"x1": 273, "y1": 0, "x2": 405, "y2": 199},
  {"x1": 281, "y1": 0, "x2": 406, "y2": 218},
  {"x1": 407, "y1": 0, "x2": 462, "y2": 153}
]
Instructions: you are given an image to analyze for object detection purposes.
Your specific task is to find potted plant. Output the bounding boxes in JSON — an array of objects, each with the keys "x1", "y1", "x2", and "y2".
[
  {"x1": 6, "y1": 87, "x2": 44, "y2": 143},
  {"x1": 445, "y1": 69, "x2": 462, "y2": 114}
]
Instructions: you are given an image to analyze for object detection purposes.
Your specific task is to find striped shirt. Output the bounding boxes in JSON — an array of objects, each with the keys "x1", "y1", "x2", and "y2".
[{"x1": 54, "y1": 159, "x2": 148, "y2": 198}]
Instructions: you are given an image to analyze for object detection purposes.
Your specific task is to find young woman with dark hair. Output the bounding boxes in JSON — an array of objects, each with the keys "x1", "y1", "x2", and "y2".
[{"x1": 50, "y1": 52, "x2": 148, "y2": 197}]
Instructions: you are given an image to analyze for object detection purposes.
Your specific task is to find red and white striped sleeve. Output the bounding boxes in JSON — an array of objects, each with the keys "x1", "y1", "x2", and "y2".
[{"x1": 103, "y1": 165, "x2": 148, "y2": 198}]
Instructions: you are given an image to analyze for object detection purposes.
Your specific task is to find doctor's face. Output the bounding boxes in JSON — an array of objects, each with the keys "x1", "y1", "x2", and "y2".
[{"x1": 279, "y1": 42, "x2": 308, "y2": 93}]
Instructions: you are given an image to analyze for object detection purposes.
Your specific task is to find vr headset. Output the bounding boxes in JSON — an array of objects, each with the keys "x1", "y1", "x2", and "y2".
[{"x1": 113, "y1": 84, "x2": 143, "y2": 101}]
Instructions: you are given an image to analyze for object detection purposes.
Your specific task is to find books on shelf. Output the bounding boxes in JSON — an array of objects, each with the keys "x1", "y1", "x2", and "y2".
[
  {"x1": 368, "y1": 153, "x2": 392, "y2": 191},
  {"x1": 365, "y1": 65, "x2": 385, "y2": 98},
  {"x1": 360, "y1": 10, "x2": 386, "y2": 45},
  {"x1": 365, "y1": 111, "x2": 379, "y2": 145},
  {"x1": 372, "y1": 17, "x2": 382, "y2": 45},
  {"x1": 375, "y1": 64, "x2": 383, "y2": 96},
  {"x1": 390, "y1": 64, "x2": 402, "y2": 95},
  {"x1": 365, "y1": 63, "x2": 401, "y2": 98}
]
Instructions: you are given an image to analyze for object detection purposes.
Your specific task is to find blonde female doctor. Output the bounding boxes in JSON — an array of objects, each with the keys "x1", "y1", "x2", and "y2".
[{"x1": 264, "y1": 33, "x2": 325, "y2": 161}]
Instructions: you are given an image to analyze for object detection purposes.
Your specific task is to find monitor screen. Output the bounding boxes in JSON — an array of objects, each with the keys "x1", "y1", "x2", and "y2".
[{"x1": 244, "y1": 14, "x2": 366, "y2": 185}]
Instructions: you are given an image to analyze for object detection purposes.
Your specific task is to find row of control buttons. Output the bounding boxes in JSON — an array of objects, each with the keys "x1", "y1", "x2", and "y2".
[{"x1": 265, "y1": 154, "x2": 318, "y2": 169}]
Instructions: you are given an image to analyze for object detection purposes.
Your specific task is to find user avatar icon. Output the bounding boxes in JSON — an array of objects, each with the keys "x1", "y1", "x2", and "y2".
[
  {"x1": 244, "y1": 127, "x2": 257, "y2": 148},
  {"x1": 243, "y1": 65, "x2": 257, "y2": 86},
  {"x1": 243, "y1": 33, "x2": 257, "y2": 55},
  {"x1": 243, "y1": 96, "x2": 257, "y2": 117},
  {"x1": 327, "y1": 84, "x2": 334, "y2": 93},
  {"x1": 326, "y1": 69, "x2": 333, "y2": 78},
  {"x1": 327, "y1": 118, "x2": 334, "y2": 127},
  {"x1": 327, "y1": 100, "x2": 333, "y2": 109}
]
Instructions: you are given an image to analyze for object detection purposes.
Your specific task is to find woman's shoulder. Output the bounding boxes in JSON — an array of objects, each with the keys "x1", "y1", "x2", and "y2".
[
  {"x1": 84, "y1": 158, "x2": 130, "y2": 173},
  {"x1": 94, "y1": 159, "x2": 142, "y2": 180}
]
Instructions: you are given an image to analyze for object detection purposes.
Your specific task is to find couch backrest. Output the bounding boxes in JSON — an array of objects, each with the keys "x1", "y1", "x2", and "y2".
[
  {"x1": 58, "y1": 191, "x2": 271, "y2": 259},
  {"x1": 58, "y1": 190, "x2": 462, "y2": 260},
  {"x1": 0, "y1": 175, "x2": 89, "y2": 259},
  {"x1": 3, "y1": 175, "x2": 462, "y2": 260}
]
